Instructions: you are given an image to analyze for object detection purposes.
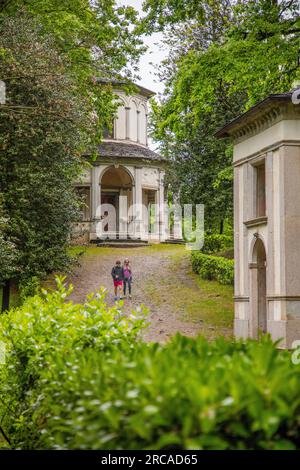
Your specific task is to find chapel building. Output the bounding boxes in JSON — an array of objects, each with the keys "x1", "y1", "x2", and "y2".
[
  {"x1": 73, "y1": 81, "x2": 182, "y2": 244},
  {"x1": 217, "y1": 88, "x2": 300, "y2": 348}
]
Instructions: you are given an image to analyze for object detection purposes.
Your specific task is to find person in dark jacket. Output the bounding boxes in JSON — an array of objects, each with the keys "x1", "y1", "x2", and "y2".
[{"x1": 111, "y1": 260, "x2": 124, "y2": 301}]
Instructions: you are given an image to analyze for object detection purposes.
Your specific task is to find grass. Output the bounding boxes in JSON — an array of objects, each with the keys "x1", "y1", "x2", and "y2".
[
  {"x1": 143, "y1": 246, "x2": 234, "y2": 340},
  {"x1": 68, "y1": 242, "x2": 186, "y2": 258},
  {"x1": 185, "y1": 278, "x2": 233, "y2": 328}
]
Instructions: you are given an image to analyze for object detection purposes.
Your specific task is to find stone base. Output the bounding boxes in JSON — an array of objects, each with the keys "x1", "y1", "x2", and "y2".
[
  {"x1": 287, "y1": 320, "x2": 300, "y2": 348},
  {"x1": 234, "y1": 319, "x2": 249, "y2": 339},
  {"x1": 89, "y1": 232, "x2": 98, "y2": 241},
  {"x1": 234, "y1": 318, "x2": 300, "y2": 348},
  {"x1": 268, "y1": 319, "x2": 300, "y2": 349},
  {"x1": 267, "y1": 320, "x2": 287, "y2": 347}
]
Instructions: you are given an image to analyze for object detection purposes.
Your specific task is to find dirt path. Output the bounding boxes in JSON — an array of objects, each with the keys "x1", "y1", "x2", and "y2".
[{"x1": 68, "y1": 245, "x2": 233, "y2": 342}]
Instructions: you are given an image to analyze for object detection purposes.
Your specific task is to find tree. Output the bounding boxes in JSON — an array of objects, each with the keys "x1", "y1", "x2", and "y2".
[
  {"x1": 0, "y1": 3, "x2": 143, "y2": 308},
  {"x1": 0, "y1": 14, "x2": 106, "y2": 302},
  {"x1": 146, "y1": 0, "x2": 300, "y2": 232},
  {"x1": 0, "y1": 201, "x2": 19, "y2": 311},
  {"x1": 0, "y1": 0, "x2": 144, "y2": 139}
]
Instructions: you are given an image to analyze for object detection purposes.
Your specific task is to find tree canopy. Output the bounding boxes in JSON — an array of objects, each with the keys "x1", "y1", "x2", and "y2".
[
  {"x1": 146, "y1": 0, "x2": 300, "y2": 232},
  {"x1": 1, "y1": 0, "x2": 144, "y2": 139},
  {"x1": 0, "y1": 3, "x2": 143, "y2": 300}
]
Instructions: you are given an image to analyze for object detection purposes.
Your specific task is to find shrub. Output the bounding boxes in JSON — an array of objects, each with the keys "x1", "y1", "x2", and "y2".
[
  {"x1": 19, "y1": 276, "x2": 40, "y2": 302},
  {"x1": 192, "y1": 252, "x2": 234, "y2": 285},
  {"x1": 0, "y1": 277, "x2": 147, "y2": 449},
  {"x1": 2, "y1": 281, "x2": 300, "y2": 451},
  {"x1": 202, "y1": 234, "x2": 233, "y2": 255},
  {"x1": 38, "y1": 336, "x2": 300, "y2": 450}
]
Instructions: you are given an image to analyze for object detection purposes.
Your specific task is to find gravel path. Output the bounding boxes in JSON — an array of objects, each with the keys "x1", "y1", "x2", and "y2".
[{"x1": 68, "y1": 245, "x2": 233, "y2": 343}]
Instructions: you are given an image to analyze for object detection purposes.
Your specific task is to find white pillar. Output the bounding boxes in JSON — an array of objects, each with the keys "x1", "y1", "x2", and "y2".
[
  {"x1": 153, "y1": 190, "x2": 159, "y2": 240},
  {"x1": 158, "y1": 170, "x2": 166, "y2": 241},
  {"x1": 119, "y1": 189, "x2": 128, "y2": 239},
  {"x1": 91, "y1": 166, "x2": 101, "y2": 240},
  {"x1": 173, "y1": 192, "x2": 183, "y2": 240},
  {"x1": 125, "y1": 107, "x2": 130, "y2": 140},
  {"x1": 134, "y1": 166, "x2": 143, "y2": 239}
]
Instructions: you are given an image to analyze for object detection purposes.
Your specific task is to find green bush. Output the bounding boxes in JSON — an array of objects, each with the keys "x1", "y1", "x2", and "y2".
[
  {"x1": 36, "y1": 337, "x2": 300, "y2": 450},
  {"x1": 0, "y1": 277, "x2": 147, "y2": 449},
  {"x1": 1, "y1": 280, "x2": 300, "y2": 450},
  {"x1": 202, "y1": 234, "x2": 233, "y2": 255},
  {"x1": 192, "y1": 252, "x2": 234, "y2": 285}
]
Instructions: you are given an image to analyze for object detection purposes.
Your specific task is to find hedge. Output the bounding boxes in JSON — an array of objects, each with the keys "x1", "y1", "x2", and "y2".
[
  {"x1": 191, "y1": 252, "x2": 234, "y2": 285},
  {"x1": 202, "y1": 234, "x2": 233, "y2": 255},
  {"x1": 1, "y1": 280, "x2": 300, "y2": 450},
  {"x1": 0, "y1": 277, "x2": 147, "y2": 449}
]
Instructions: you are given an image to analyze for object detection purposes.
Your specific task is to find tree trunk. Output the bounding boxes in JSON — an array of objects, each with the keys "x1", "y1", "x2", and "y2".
[
  {"x1": 220, "y1": 219, "x2": 224, "y2": 235},
  {"x1": 1, "y1": 279, "x2": 10, "y2": 313}
]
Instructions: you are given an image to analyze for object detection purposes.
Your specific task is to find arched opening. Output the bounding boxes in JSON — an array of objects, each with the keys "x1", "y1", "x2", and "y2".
[
  {"x1": 100, "y1": 166, "x2": 133, "y2": 238},
  {"x1": 250, "y1": 238, "x2": 267, "y2": 337},
  {"x1": 101, "y1": 166, "x2": 132, "y2": 190}
]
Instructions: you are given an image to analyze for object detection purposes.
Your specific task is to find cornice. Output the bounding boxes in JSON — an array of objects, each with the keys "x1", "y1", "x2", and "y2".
[
  {"x1": 231, "y1": 105, "x2": 283, "y2": 144},
  {"x1": 217, "y1": 95, "x2": 300, "y2": 144}
]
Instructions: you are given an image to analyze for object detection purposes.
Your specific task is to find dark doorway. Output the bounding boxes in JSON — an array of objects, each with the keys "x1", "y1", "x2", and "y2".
[
  {"x1": 251, "y1": 238, "x2": 267, "y2": 337},
  {"x1": 257, "y1": 241, "x2": 267, "y2": 334},
  {"x1": 101, "y1": 192, "x2": 119, "y2": 234}
]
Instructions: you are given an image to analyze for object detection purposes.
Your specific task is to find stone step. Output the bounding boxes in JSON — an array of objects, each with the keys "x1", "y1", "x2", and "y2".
[
  {"x1": 162, "y1": 239, "x2": 186, "y2": 245},
  {"x1": 96, "y1": 239, "x2": 149, "y2": 248}
]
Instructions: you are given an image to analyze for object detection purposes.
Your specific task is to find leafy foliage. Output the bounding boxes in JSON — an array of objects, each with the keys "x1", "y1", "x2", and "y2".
[
  {"x1": 0, "y1": 202, "x2": 19, "y2": 283},
  {"x1": 0, "y1": 278, "x2": 148, "y2": 448},
  {"x1": 1, "y1": 1, "x2": 143, "y2": 138},
  {"x1": 202, "y1": 234, "x2": 233, "y2": 255},
  {"x1": 0, "y1": 4, "x2": 143, "y2": 289},
  {"x1": 0, "y1": 15, "x2": 91, "y2": 286},
  {"x1": 0, "y1": 285, "x2": 300, "y2": 449},
  {"x1": 147, "y1": 0, "x2": 300, "y2": 232},
  {"x1": 192, "y1": 251, "x2": 234, "y2": 285},
  {"x1": 141, "y1": 0, "x2": 205, "y2": 32}
]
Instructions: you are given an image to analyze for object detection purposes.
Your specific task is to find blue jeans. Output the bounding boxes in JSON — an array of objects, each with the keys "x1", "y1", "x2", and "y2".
[{"x1": 123, "y1": 278, "x2": 132, "y2": 295}]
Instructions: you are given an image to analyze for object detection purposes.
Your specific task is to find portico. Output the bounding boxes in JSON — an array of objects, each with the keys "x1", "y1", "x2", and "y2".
[{"x1": 72, "y1": 80, "x2": 178, "y2": 243}]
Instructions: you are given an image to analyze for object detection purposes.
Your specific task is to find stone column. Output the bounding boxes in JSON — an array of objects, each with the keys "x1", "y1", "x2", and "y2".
[
  {"x1": 119, "y1": 189, "x2": 128, "y2": 239},
  {"x1": 145, "y1": 114, "x2": 148, "y2": 147},
  {"x1": 173, "y1": 192, "x2": 183, "y2": 240},
  {"x1": 125, "y1": 107, "x2": 130, "y2": 140},
  {"x1": 153, "y1": 190, "x2": 159, "y2": 240},
  {"x1": 249, "y1": 262, "x2": 259, "y2": 339},
  {"x1": 90, "y1": 166, "x2": 102, "y2": 240},
  {"x1": 158, "y1": 170, "x2": 166, "y2": 241},
  {"x1": 134, "y1": 166, "x2": 143, "y2": 240}
]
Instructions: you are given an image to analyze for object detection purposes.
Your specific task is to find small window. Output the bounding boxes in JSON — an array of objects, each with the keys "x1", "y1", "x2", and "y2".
[
  {"x1": 256, "y1": 162, "x2": 266, "y2": 217},
  {"x1": 75, "y1": 186, "x2": 91, "y2": 221},
  {"x1": 137, "y1": 110, "x2": 140, "y2": 143}
]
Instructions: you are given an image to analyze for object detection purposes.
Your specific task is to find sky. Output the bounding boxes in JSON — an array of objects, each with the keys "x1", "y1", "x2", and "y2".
[{"x1": 117, "y1": 0, "x2": 167, "y2": 96}]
